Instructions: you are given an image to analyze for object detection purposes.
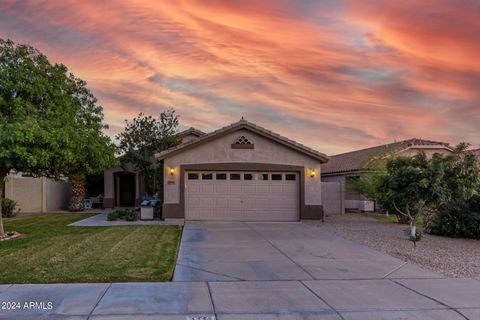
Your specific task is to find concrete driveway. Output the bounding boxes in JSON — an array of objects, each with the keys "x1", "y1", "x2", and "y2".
[
  {"x1": 174, "y1": 221, "x2": 440, "y2": 281},
  {"x1": 2, "y1": 221, "x2": 480, "y2": 319}
]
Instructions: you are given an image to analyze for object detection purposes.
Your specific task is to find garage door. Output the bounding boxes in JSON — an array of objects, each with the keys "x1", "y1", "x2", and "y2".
[{"x1": 185, "y1": 171, "x2": 299, "y2": 221}]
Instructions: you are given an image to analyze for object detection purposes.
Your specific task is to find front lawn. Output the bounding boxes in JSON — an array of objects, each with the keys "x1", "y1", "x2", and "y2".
[{"x1": 0, "y1": 213, "x2": 182, "y2": 284}]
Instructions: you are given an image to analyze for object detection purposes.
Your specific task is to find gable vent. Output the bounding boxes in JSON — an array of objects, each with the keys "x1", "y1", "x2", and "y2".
[
  {"x1": 231, "y1": 136, "x2": 254, "y2": 149},
  {"x1": 235, "y1": 136, "x2": 251, "y2": 145}
]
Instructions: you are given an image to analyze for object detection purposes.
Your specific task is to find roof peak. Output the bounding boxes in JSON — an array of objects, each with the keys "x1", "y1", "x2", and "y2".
[{"x1": 157, "y1": 119, "x2": 328, "y2": 162}]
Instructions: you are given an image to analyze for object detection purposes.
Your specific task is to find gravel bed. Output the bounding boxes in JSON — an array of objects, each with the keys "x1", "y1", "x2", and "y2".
[{"x1": 308, "y1": 213, "x2": 480, "y2": 278}]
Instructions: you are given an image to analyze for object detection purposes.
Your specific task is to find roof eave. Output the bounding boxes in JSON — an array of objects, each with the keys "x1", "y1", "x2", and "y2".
[{"x1": 156, "y1": 122, "x2": 329, "y2": 163}]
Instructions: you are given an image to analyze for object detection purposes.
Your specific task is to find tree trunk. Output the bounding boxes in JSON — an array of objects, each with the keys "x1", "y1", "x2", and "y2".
[
  {"x1": 68, "y1": 173, "x2": 86, "y2": 211},
  {"x1": 410, "y1": 222, "x2": 416, "y2": 237},
  {"x1": 0, "y1": 173, "x2": 6, "y2": 236}
]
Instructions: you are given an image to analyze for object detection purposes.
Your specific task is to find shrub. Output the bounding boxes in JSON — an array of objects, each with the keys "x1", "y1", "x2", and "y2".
[
  {"x1": 107, "y1": 211, "x2": 118, "y2": 221},
  {"x1": 426, "y1": 196, "x2": 480, "y2": 239},
  {"x1": 1, "y1": 198, "x2": 17, "y2": 218},
  {"x1": 125, "y1": 210, "x2": 138, "y2": 221}
]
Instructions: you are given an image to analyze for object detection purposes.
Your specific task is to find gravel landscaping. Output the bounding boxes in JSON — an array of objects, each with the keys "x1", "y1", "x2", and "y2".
[{"x1": 308, "y1": 213, "x2": 480, "y2": 278}]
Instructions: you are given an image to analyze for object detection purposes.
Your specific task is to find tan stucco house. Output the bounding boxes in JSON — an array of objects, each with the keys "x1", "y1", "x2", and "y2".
[
  {"x1": 104, "y1": 119, "x2": 328, "y2": 221},
  {"x1": 321, "y1": 138, "x2": 453, "y2": 212},
  {"x1": 154, "y1": 119, "x2": 328, "y2": 221}
]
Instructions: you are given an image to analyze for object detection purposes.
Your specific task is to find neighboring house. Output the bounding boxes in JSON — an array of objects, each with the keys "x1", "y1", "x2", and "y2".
[
  {"x1": 3, "y1": 172, "x2": 70, "y2": 213},
  {"x1": 322, "y1": 139, "x2": 452, "y2": 212},
  {"x1": 156, "y1": 119, "x2": 328, "y2": 221},
  {"x1": 103, "y1": 127, "x2": 205, "y2": 208}
]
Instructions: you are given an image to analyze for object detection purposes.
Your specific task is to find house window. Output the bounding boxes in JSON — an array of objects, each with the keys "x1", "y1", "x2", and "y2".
[
  {"x1": 285, "y1": 174, "x2": 296, "y2": 181},
  {"x1": 188, "y1": 173, "x2": 199, "y2": 180},
  {"x1": 244, "y1": 173, "x2": 254, "y2": 180},
  {"x1": 259, "y1": 173, "x2": 269, "y2": 181},
  {"x1": 216, "y1": 173, "x2": 227, "y2": 180},
  {"x1": 272, "y1": 174, "x2": 282, "y2": 181},
  {"x1": 202, "y1": 173, "x2": 213, "y2": 180},
  {"x1": 230, "y1": 173, "x2": 241, "y2": 180}
]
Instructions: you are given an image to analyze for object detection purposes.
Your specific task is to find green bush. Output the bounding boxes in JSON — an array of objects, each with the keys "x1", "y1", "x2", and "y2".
[
  {"x1": 426, "y1": 197, "x2": 480, "y2": 239},
  {"x1": 125, "y1": 210, "x2": 138, "y2": 221},
  {"x1": 107, "y1": 211, "x2": 118, "y2": 221},
  {"x1": 1, "y1": 198, "x2": 17, "y2": 218}
]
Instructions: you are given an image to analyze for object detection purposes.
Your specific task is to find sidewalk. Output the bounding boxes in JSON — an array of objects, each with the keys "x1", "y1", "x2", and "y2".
[
  {"x1": 69, "y1": 212, "x2": 184, "y2": 227},
  {"x1": 1, "y1": 278, "x2": 479, "y2": 319}
]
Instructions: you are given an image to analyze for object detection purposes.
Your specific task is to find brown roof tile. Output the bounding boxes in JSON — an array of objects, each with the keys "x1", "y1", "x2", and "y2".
[
  {"x1": 322, "y1": 138, "x2": 450, "y2": 175},
  {"x1": 156, "y1": 119, "x2": 329, "y2": 162}
]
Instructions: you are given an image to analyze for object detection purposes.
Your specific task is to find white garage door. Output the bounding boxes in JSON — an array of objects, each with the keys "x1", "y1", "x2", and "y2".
[{"x1": 185, "y1": 171, "x2": 299, "y2": 221}]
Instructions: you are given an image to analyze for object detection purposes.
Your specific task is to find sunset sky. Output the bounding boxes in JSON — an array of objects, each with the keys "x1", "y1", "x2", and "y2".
[{"x1": 1, "y1": 0, "x2": 479, "y2": 154}]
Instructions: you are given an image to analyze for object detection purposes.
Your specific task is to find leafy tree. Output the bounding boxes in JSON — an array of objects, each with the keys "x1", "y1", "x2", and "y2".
[
  {"x1": 116, "y1": 110, "x2": 180, "y2": 195},
  {"x1": 425, "y1": 144, "x2": 480, "y2": 237},
  {"x1": 379, "y1": 152, "x2": 432, "y2": 245},
  {"x1": 0, "y1": 38, "x2": 116, "y2": 235}
]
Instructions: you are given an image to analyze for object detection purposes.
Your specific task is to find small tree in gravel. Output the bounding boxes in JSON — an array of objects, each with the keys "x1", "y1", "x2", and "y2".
[{"x1": 380, "y1": 152, "x2": 432, "y2": 245}]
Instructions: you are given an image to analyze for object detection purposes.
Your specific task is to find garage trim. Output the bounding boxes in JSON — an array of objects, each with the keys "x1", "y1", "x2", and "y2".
[{"x1": 163, "y1": 162, "x2": 322, "y2": 220}]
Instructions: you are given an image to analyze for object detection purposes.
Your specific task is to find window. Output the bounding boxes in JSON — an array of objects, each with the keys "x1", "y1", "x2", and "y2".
[
  {"x1": 230, "y1": 173, "x2": 241, "y2": 180},
  {"x1": 202, "y1": 173, "x2": 213, "y2": 180},
  {"x1": 234, "y1": 135, "x2": 252, "y2": 145},
  {"x1": 285, "y1": 174, "x2": 296, "y2": 181},
  {"x1": 216, "y1": 173, "x2": 227, "y2": 180},
  {"x1": 188, "y1": 173, "x2": 199, "y2": 180},
  {"x1": 272, "y1": 174, "x2": 282, "y2": 181},
  {"x1": 244, "y1": 173, "x2": 254, "y2": 180},
  {"x1": 259, "y1": 173, "x2": 269, "y2": 181}
]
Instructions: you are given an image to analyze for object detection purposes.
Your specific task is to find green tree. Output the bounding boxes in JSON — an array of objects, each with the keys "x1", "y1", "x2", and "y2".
[
  {"x1": 380, "y1": 152, "x2": 432, "y2": 245},
  {"x1": 425, "y1": 144, "x2": 480, "y2": 237},
  {"x1": 60, "y1": 76, "x2": 117, "y2": 211},
  {"x1": 0, "y1": 39, "x2": 117, "y2": 235},
  {"x1": 116, "y1": 110, "x2": 180, "y2": 195}
]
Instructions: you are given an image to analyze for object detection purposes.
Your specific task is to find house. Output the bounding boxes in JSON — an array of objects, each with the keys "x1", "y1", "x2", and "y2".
[
  {"x1": 3, "y1": 172, "x2": 70, "y2": 213},
  {"x1": 155, "y1": 119, "x2": 328, "y2": 221},
  {"x1": 103, "y1": 127, "x2": 205, "y2": 208},
  {"x1": 321, "y1": 139, "x2": 452, "y2": 212}
]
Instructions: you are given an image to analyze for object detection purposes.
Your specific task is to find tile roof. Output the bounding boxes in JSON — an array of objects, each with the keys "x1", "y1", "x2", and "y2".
[
  {"x1": 322, "y1": 138, "x2": 451, "y2": 175},
  {"x1": 156, "y1": 119, "x2": 329, "y2": 162},
  {"x1": 175, "y1": 127, "x2": 206, "y2": 138}
]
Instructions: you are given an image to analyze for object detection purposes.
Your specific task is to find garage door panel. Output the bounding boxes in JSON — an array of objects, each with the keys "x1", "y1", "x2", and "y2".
[
  {"x1": 215, "y1": 198, "x2": 229, "y2": 207},
  {"x1": 215, "y1": 184, "x2": 229, "y2": 194},
  {"x1": 270, "y1": 185, "x2": 283, "y2": 193},
  {"x1": 229, "y1": 185, "x2": 242, "y2": 193},
  {"x1": 243, "y1": 185, "x2": 256, "y2": 193},
  {"x1": 255, "y1": 185, "x2": 270, "y2": 194},
  {"x1": 185, "y1": 171, "x2": 299, "y2": 221}
]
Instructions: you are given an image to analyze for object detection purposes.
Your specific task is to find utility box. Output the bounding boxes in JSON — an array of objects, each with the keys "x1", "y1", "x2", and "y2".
[{"x1": 140, "y1": 199, "x2": 161, "y2": 220}]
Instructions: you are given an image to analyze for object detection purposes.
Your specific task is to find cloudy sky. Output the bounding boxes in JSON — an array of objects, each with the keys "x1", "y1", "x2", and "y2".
[{"x1": 1, "y1": 0, "x2": 479, "y2": 154}]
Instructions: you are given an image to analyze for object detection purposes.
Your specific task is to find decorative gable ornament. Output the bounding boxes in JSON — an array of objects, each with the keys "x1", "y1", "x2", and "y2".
[{"x1": 231, "y1": 135, "x2": 254, "y2": 149}]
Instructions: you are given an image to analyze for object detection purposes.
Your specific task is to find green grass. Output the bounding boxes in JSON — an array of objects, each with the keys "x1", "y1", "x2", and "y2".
[{"x1": 0, "y1": 213, "x2": 182, "y2": 284}]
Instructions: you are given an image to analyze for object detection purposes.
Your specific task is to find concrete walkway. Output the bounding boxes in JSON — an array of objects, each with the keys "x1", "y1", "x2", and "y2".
[
  {"x1": 1, "y1": 221, "x2": 479, "y2": 319},
  {"x1": 69, "y1": 212, "x2": 184, "y2": 226},
  {"x1": 1, "y1": 279, "x2": 479, "y2": 319}
]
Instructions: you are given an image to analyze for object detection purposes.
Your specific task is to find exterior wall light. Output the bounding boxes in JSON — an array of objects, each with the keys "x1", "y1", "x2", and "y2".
[
  {"x1": 309, "y1": 169, "x2": 316, "y2": 178},
  {"x1": 169, "y1": 168, "x2": 175, "y2": 176}
]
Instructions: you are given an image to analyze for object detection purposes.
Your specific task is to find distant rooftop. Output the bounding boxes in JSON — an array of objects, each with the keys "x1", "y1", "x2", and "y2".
[{"x1": 322, "y1": 138, "x2": 451, "y2": 175}]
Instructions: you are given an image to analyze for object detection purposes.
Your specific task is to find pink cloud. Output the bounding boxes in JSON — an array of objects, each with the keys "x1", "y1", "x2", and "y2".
[{"x1": 0, "y1": 0, "x2": 478, "y2": 154}]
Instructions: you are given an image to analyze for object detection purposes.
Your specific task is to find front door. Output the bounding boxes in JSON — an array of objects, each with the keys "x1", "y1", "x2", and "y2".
[{"x1": 119, "y1": 174, "x2": 135, "y2": 206}]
